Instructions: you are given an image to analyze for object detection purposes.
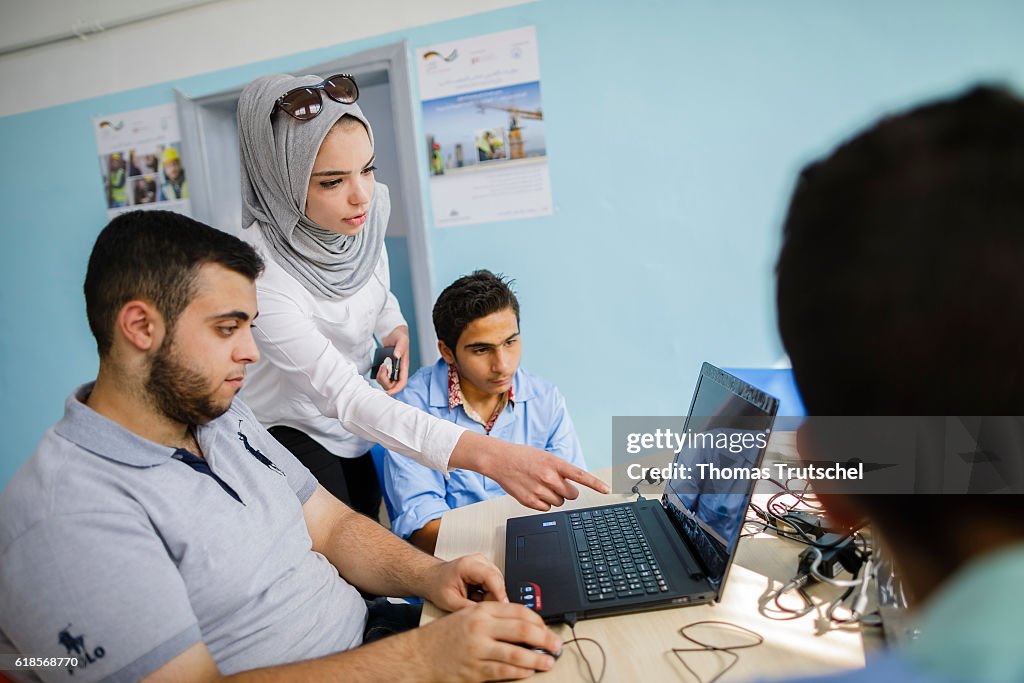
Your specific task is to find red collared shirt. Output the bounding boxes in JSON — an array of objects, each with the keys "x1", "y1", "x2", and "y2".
[{"x1": 447, "y1": 364, "x2": 515, "y2": 434}]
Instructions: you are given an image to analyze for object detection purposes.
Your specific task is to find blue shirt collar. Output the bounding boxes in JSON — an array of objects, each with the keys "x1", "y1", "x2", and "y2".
[{"x1": 426, "y1": 358, "x2": 534, "y2": 408}]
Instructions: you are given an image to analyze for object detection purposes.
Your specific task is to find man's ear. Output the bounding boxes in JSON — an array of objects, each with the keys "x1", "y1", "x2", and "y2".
[
  {"x1": 117, "y1": 300, "x2": 165, "y2": 353},
  {"x1": 437, "y1": 340, "x2": 456, "y2": 365},
  {"x1": 795, "y1": 425, "x2": 864, "y2": 528}
]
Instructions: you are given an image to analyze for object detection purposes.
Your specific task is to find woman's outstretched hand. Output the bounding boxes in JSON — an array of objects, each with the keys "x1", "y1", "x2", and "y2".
[{"x1": 449, "y1": 432, "x2": 610, "y2": 510}]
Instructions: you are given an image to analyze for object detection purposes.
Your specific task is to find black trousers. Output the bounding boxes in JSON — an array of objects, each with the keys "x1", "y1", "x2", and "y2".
[
  {"x1": 362, "y1": 598, "x2": 423, "y2": 644},
  {"x1": 268, "y1": 425, "x2": 382, "y2": 522}
]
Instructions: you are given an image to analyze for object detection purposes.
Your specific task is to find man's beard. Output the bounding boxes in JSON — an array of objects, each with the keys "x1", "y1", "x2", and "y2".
[{"x1": 146, "y1": 337, "x2": 232, "y2": 426}]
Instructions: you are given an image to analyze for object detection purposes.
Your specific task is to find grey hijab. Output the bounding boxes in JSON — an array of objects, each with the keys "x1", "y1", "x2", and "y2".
[{"x1": 238, "y1": 73, "x2": 388, "y2": 298}]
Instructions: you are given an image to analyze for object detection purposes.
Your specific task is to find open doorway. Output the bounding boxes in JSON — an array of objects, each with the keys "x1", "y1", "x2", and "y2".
[{"x1": 175, "y1": 41, "x2": 435, "y2": 369}]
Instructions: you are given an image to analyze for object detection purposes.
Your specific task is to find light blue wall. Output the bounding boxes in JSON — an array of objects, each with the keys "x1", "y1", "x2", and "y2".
[{"x1": 2, "y1": 1, "x2": 1022, "y2": 485}]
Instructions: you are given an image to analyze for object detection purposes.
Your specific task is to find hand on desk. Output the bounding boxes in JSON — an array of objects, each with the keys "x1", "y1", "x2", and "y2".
[{"x1": 451, "y1": 433, "x2": 610, "y2": 511}]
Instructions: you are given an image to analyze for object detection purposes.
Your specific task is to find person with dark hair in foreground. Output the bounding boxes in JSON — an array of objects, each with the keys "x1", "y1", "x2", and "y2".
[
  {"x1": 0, "y1": 211, "x2": 562, "y2": 683},
  {"x1": 775, "y1": 86, "x2": 1024, "y2": 682},
  {"x1": 383, "y1": 270, "x2": 587, "y2": 553}
]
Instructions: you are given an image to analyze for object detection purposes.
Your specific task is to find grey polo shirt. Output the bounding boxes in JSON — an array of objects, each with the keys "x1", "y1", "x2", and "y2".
[{"x1": 0, "y1": 385, "x2": 369, "y2": 683}]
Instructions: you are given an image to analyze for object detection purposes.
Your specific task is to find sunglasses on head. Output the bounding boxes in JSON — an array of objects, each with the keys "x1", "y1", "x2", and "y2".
[{"x1": 273, "y1": 74, "x2": 359, "y2": 121}]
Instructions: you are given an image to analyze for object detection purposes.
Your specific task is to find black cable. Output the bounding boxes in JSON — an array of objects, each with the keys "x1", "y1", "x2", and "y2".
[
  {"x1": 764, "y1": 532, "x2": 873, "y2": 628},
  {"x1": 746, "y1": 502, "x2": 869, "y2": 550},
  {"x1": 670, "y1": 620, "x2": 764, "y2": 683},
  {"x1": 630, "y1": 483, "x2": 646, "y2": 502},
  {"x1": 770, "y1": 577, "x2": 816, "y2": 618},
  {"x1": 748, "y1": 497, "x2": 873, "y2": 626},
  {"x1": 631, "y1": 473, "x2": 662, "y2": 502},
  {"x1": 825, "y1": 584, "x2": 857, "y2": 623},
  {"x1": 749, "y1": 514, "x2": 864, "y2": 549},
  {"x1": 562, "y1": 613, "x2": 606, "y2": 683}
]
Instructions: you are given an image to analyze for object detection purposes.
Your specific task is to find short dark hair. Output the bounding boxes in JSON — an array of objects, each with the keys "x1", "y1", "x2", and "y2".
[
  {"x1": 84, "y1": 210, "x2": 264, "y2": 356},
  {"x1": 433, "y1": 270, "x2": 520, "y2": 351},
  {"x1": 776, "y1": 86, "x2": 1024, "y2": 565},
  {"x1": 777, "y1": 85, "x2": 1024, "y2": 416}
]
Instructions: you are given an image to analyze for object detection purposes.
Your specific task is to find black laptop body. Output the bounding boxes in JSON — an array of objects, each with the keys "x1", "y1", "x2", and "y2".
[{"x1": 505, "y1": 363, "x2": 779, "y2": 623}]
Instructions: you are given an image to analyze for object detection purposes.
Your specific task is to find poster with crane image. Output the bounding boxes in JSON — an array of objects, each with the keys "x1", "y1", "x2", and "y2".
[{"x1": 417, "y1": 26, "x2": 552, "y2": 227}]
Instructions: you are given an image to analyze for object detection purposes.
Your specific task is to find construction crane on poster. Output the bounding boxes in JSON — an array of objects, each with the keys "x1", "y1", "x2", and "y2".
[{"x1": 476, "y1": 103, "x2": 543, "y2": 159}]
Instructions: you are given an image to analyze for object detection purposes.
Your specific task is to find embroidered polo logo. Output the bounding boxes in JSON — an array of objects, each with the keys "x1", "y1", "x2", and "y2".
[
  {"x1": 58, "y1": 624, "x2": 105, "y2": 675},
  {"x1": 238, "y1": 422, "x2": 285, "y2": 476}
]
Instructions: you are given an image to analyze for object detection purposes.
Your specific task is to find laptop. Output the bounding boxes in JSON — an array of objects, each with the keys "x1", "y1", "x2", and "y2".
[{"x1": 505, "y1": 362, "x2": 779, "y2": 622}]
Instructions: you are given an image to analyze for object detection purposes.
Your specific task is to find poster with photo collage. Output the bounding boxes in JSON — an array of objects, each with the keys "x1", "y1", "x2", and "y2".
[{"x1": 93, "y1": 103, "x2": 191, "y2": 218}]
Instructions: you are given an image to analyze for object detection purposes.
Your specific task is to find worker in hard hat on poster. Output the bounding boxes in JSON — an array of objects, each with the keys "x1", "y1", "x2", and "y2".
[
  {"x1": 106, "y1": 153, "x2": 127, "y2": 208},
  {"x1": 486, "y1": 131, "x2": 504, "y2": 160},
  {"x1": 431, "y1": 142, "x2": 445, "y2": 175},
  {"x1": 160, "y1": 146, "x2": 189, "y2": 200}
]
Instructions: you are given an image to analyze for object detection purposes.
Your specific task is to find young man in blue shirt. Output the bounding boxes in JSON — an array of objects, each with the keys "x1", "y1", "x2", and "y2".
[{"x1": 383, "y1": 270, "x2": 586, "y2": 553}]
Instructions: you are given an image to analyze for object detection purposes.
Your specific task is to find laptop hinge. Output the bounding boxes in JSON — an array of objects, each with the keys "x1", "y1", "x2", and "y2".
[{"x1": 660, "y1": 499, "x2": 712, "y2": 582}]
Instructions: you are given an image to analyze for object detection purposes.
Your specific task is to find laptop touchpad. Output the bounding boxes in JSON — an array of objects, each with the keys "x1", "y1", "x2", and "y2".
[{"x1": 516, "y1": 532, "x2": 562, "y2": 560}]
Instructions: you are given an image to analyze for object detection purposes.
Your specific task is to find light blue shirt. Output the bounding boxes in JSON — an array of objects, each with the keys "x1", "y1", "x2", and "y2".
[{"x1": 382, "y1": 359, "x2": 586, "y2": 539}]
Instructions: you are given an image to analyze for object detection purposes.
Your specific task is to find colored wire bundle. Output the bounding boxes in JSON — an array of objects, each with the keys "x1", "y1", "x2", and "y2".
[{"x1": 744, "y1": 478, "x2": 876, "y2": 626}]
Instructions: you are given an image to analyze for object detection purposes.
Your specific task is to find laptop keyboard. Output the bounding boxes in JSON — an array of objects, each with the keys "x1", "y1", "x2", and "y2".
[{"x1": 570, "y1": 506, "x2": 668, "y2": 602}]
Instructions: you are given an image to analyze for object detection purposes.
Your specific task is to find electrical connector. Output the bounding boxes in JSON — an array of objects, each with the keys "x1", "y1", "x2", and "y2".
[
  {"x1": 798, "y1": 533, "x2": 862, "y2": 580},
  {"x1": 777, "y1": 511, "x2": 842, "y2": 540}
]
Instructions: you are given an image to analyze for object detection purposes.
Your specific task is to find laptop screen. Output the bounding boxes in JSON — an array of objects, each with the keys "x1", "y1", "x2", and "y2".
[{"x1": 662, "y1": 364, "x2": 778, "y2": 591}]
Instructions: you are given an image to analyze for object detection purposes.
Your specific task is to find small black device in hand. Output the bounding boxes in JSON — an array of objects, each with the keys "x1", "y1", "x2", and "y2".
[{"x1": 372, "y1": 345, "x2": 401, "y2": 382}]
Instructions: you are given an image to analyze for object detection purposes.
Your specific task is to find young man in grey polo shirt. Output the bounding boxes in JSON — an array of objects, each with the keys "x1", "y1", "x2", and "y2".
[{"x1": 0, "y1": 211, "x2": 561, "y2": 682}]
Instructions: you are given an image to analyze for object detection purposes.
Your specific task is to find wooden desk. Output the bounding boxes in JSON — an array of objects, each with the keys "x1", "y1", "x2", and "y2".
[{"x1": 421, "y1": 442, "x2": 873, "y2": 681}]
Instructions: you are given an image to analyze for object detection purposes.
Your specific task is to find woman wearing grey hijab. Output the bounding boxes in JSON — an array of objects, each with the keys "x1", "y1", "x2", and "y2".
[{"x1": 237, "y1": 72, "x2": 607, "y2": 517}]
